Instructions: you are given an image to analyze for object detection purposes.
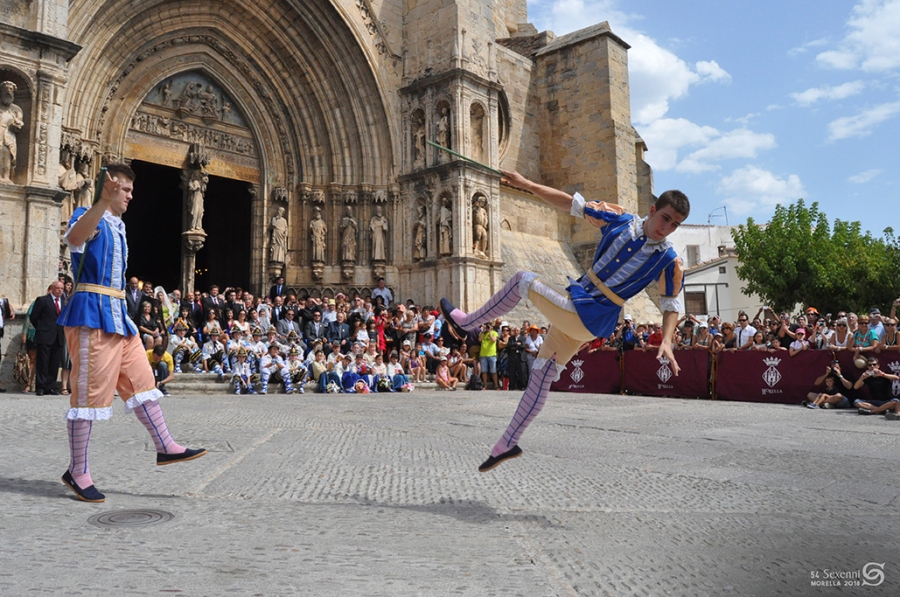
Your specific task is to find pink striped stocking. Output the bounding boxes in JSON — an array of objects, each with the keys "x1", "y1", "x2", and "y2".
[
  {"x1": 449, "y1": 271, "x2": 530, "y2": 330},
  {"x1": 134, "y1": 400, "x2": 186, "y2": 455},
  {"x1": 67, "y1": 419, "x2": 94, "y2": 489},
  {"x1": 491, "y1": 356, "x2": 557, "y2": 457}
]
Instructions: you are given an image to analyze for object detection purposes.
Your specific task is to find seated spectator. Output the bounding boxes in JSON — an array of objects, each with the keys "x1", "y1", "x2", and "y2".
[
  {"x1": 788, "y1": 329, "x2": 809, "y2": 356},
  {"x1": 421, "y1": 332, "x2": 441, "y2": 373},
  {"x1": 147, "y1": 345, "x2": 174, "y2": 396},
  {"x1": 285, "y1": 348, "x2": 308, "y2": 394},
  {"x1": 385, "y1": 352, "x2": 411, "y2": 391},
  {"x1": 448, "y1": 348, "x2": 469, "y2": 383},
  {"x1": 409, "y1": 342, "x2": 427, "y2": 382},
  {"x1": 853, "y1": 358, "x2": 900, "y2": 416},
  {"x1": 802, "y1": 361, "x2": 852, "y2": 409},
  {"x1": 435, "y1": 356, "x2": 458, "y2": 390},
  {"x1": 139, "y1": 301, "x2": 163, "y2": 350},
  {"x1": 231, "y1": 348, "x2": 257, "y2": 395}
]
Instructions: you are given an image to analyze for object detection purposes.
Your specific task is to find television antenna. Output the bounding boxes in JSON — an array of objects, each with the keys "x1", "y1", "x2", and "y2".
[{"x1": 708, "y1": 206, "x2": 729, "y2": 226}]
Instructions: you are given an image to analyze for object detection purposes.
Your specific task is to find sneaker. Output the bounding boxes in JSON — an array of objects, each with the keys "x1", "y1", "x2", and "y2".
[
  {"x1": 885, "y1": 412, "x2": 899, "y2": 421},
  {"x1": 248, "y1": 388, "x2": 257, "y2": 395},
  {"x1": 857, "y1": 408, "x2": 873, "y2": 415},
  {"x1": 800, "y1": 400, "x2": 810, "y2": 407},
  {"x1": 234, "y1": 388, "x2": 241, "y2": 395},
  {"x1": 174, "y1": 367, "x2": 182, "y2": 374},
  {"x1": 259, "y1": 389, "x2": 267, "y2": 395},
  {"x1": 805, "y1": 403, "x2": 819, "y2": 409}
]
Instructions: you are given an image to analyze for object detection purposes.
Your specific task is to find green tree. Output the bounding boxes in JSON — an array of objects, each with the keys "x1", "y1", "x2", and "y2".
[{"x1": 731, "y1": 200, "x2": 900, "y2": 315}]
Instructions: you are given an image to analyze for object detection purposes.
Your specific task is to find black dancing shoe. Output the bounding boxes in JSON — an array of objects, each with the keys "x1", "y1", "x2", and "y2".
[
  {"x1": 478, "y1": 445, "x2": 523, "y2": 472},
  {"x1": 440, "y1": 297, "x2": 467, "y2": 341},
  {"x1": 61, "y1": 470, "x2": 106, "y2": 503},
  {"x1": 156, "y1": 447, "x2": 208, "y2": 466}
]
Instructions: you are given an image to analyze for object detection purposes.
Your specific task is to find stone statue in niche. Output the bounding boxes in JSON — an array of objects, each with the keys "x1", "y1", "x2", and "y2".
[
  {"x1": 73, "y1": 159, "x2": 95, "y2": 211},
  {"x1": 0, "y1": 81, "x2": 24, "y2": 183},
  {"x1": 413, "y1": 118, "x2": 425, "y2": 169},
  {"x1": 369, "y1": 205, "x2": 389, "y2": 261},
  {"x1": 340, "y1": 205, "x2": 358, "y2": 262},
  {"x1": 436, "y1": 107, "x2": 450, "y2": 162},
  {"x1": 470, "y1": 106, "x2": 485, "y2": 163},
  {"x1": 439, "y1": 196, "x2": 453, "y2": 256},
  {"x1": 58, "y1": 150, "x2": 78, "y2": 225},
  {"x1": 160, "y1": 81, "x2": 172, "y2": 106},
  {"x1": 269, "y1": 206, "x2": 288, "y2": 263},
  {"x1": 309, "y1": 206, "x2": 327, "y2": 262},
  {"x1": 187, "y1": 172, "x2": 209, "y2": 230},
  {"x1": 472, "y1": 196, "x2": 489, "y2": 258},
  {"x1": 413, "y1": 204, "x2": 427, "y2": 261}
]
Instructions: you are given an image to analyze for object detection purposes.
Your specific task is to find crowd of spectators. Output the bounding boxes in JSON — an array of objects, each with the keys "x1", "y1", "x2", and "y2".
[{"x1": 10, "y1": 272, "x2": 899, "y2": 408}]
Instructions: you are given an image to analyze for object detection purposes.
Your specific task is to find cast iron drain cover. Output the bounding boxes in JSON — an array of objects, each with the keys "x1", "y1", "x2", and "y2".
[{"x1": 88, "y1": 509, "x2": 174, "y2": 528}]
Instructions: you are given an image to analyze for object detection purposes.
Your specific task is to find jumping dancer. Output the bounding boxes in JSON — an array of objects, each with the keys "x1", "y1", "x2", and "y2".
[
  {"x1": 59, "y1": 163, "x2": 207, "y2": 503},
  {"x1": 441, "y1": 171, "x2": 689, "y2": 472}
]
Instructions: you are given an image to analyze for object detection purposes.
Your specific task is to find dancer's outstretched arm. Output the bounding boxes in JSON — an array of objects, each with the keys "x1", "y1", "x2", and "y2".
[
  {"x1": 501, "y1": 170, "x2": 573, "y2": 212},
  {"x1": 656, "y1": 310, "x2": 681, "y2": 376}
]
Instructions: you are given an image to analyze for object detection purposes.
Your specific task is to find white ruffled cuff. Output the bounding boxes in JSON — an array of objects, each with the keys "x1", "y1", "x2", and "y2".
[
  {"x1": 659, "y1": 296, "x2": 683, "y2": 314},
  {"x1": 66, "y1": 407, "x2": 113, "y2": 421},
  {"x1": 124, "y1": 388, "x2": 164, "y2": 414},
  {"x1": 518, "y1": 272, "x2": 539, "y2": 298},
  {"x1": 570, "y1": 192, "x2": 586, "y2": 218},
  {"x1": 533, "y1": 357, "x2": 567, "y2": 383}
]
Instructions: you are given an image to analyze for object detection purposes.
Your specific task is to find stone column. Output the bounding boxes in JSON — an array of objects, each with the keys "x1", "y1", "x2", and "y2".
[{"x1": 180, "y1": 230, "x2": 206, "y2": 294}]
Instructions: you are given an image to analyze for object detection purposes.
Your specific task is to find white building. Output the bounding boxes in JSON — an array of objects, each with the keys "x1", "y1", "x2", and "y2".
[{"x1": 667, "y1": 224, "x2": 765, "y2": 322}]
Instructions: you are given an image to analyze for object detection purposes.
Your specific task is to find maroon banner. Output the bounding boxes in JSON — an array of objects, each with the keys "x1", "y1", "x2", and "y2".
[
  {"x1": 623, "y1": 348, "x2": 711, "y2": 398},
  {"x1": 551, "y1": 349, "x2": 621, "y2": 394},
  {"x1": 716, "y1": 350, "x2": 833, "y2": 404}
]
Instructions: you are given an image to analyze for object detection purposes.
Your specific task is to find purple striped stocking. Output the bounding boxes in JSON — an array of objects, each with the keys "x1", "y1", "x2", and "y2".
[
  {"x1": 491, "y1": 356, "x2": 557, "y2": 457},
  {"x1": 134, "y1": 400, "x2": 185, "y2": 455},
  {"x1": 68, "y1": 419, "x2": 93, "y2": 488}
]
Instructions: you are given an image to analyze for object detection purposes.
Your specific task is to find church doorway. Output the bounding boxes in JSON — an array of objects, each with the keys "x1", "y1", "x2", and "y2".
[
  {"x1": 193, "y1": 174, "x2": 252, "y2": 292},
  {"x1": 123, "y1": 160, "x2": 182, "y2": 291},
  {"x1": 123, "y1": 161, "x2": 253, "y2": 293}
]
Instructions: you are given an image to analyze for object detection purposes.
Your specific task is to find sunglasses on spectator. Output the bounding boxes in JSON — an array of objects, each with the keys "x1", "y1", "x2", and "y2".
[
  {"x1": 867, "y1": 362, "x2": 878, "y2": 368},
  {"x1": 859, "y1": 321, "x2": 869, "y2": 325},
  {"x1": 836, "y1": 323, "x2": 847, "y2": 327},
  {"x1": 886, "y1": 323, "x2": 897, "y2": 327},
  {"x1": 738, "y1": 318, "x2": 748, "y2": 322}
]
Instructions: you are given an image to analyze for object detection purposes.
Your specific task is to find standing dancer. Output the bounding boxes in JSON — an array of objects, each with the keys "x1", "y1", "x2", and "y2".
[
  {"x1": 58, "y1": 163, "x2": 206, "y2": 503},
  {"x1": 441, "y1": 171, "x2": 689, "y2": 472}
]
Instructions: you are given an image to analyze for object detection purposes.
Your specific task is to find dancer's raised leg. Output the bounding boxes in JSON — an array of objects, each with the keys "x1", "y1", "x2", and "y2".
[{"x1": 441, "y1": 271, "x2": 535, "y2": 337}]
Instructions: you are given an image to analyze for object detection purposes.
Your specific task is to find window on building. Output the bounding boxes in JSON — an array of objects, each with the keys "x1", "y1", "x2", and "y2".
[
  {"x1": 719, "y1": 266, "x2": 726, "y2": 274},
  {"x1": 685, "y1": 291, "x2": 707, "y2": 315},
  {"x1": 686, "y1": 245, "x2": 700, "y2": 267}
]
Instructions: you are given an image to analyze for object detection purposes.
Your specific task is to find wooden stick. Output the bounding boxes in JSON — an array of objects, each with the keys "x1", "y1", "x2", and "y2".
[{"x1": 426, "y1": 140, "x2": 503, "y2": 175}]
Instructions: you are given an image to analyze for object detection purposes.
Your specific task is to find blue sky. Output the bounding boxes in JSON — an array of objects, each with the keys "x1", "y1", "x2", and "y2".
[{"x1": 526, "y1": 0, "x2": 898, "y2": 238}]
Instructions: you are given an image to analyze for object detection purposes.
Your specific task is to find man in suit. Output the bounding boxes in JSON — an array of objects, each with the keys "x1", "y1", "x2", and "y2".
[
  {"x1": 30, "y1": 280, "x2": 66, "y2": 396},
  {"x1": 327, "y1": 310, "x2": 351, "y2": 354},
  {"x1": 0, "y1": 293, "x2": 14, "y2": 393},
  {"x1": 275, "y1": 308, "x2": 301, "y2": 339},
  {"x1": 270, "y1": 295, "x2": 286, "y2": 322},
  {"x1": 269, "y1": 276, "x2": 286, "y2": 302},
  {"x1": 304, "y1": 310, "x2": 328, "y2": 346},
  {"x1": 189, "y1": 291, "x2": 205, "y2": 330},
  {"x1": 202, "y1": 285, "x2": 224, "y2": 319},
  {"x1": 125, "y1": 276, "x2": 142, "y2": 321}
]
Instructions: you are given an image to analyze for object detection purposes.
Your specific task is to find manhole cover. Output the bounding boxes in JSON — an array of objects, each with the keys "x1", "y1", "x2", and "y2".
[{"x1": 88, "y1": 509, "x2": 174, "y2": 528}]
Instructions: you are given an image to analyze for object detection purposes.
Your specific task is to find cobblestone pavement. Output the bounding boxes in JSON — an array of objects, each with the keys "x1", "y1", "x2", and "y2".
[{"x1": 1, "y1": 388, "x2": 898, "y2": 596}]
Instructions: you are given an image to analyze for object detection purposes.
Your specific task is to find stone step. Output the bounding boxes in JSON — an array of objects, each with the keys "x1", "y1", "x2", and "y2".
[{"x1": 165, "y1": 372, "x2": 440, "y2": 394}]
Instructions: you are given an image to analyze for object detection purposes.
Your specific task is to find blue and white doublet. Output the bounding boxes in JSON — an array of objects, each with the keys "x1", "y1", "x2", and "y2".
[
  {"x1": 58, "y1": 207, "x2": 138, "y2": 336},
  {"x1": 566, "y1": 193, "x2": 684, "y2": 338}
]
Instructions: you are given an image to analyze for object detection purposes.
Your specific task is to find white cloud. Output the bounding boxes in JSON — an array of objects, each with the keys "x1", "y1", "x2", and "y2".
[
  {"x1": 848, "y1": 168, "x2": 882, "y2": 183},
  {"x1": 827, "y1": 101, "x2": 900, "y2": 139},
  {"x1": 640, "y1": 119, "x2": 776, "y2": 174},
  {"x1": 790, "y1": 81, "x2": 866, "y2": 106},
  {"x1": 816, "y1": 0, "x2": 900, "y2": 72},
  {"x1": 695, "y1": 60, "x2": 732, "y2": 83},
  {"x1": 787, "y1": 38, "x2": 829, "y2": 57},
  {"x1": 717, "y1": 166, "x2": 806, "y2": 216}
]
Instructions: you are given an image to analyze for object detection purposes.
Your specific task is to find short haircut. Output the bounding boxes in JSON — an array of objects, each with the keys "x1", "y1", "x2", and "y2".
[
  {"x1": 105, "y1": 162, "x2": 136, "y2": 182},
  {"x1": 152, "y1": 346, "x2": 166, "y2": 357},
  {"x1": 655, "y1": 190, "x2": 690, "y2": 218}
]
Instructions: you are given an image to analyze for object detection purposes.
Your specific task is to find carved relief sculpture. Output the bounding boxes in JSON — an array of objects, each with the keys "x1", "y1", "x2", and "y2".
[
  {"x1": 309, "y1": 206, "x2": 327, "y2": 262},
  {"x1": 370, "y1": 205, "x2": 389, "y2": 262},
  {"x1": 74, "y1": 159, "x2": 95, "y2": 211},
  {"x1": 439, "y1": 196, "x2": 453, "y2": 256},
  {"x1": 470, "y1": 104, "x2": 485, "y2": 163},
  {"x1": 436, "y1": 106, "x2": 450, "y2": 162},
  {"x1": 340, "y1": 205, "x2": 358, "y2": 262},
  {"x1": 0, "y1": 81, "x2": 24, "y2": 183},
  {"x1": 472, "y1": 196, "x2": 489, "y2": 258},
  {"x1": 413, "y1": 204, "x2": 427, "y2": 261},
  {"x1": 269, "y1": 206, "x2": 288, "y2": 263}
]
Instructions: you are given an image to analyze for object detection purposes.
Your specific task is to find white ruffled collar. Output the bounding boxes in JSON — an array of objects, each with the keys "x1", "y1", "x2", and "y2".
[
  {"x1": 631, "y1": 216, "x2": 673, "y2": 254},
  {"x1": 102, "y1": 210, "x2": 126, "y2": 234}
]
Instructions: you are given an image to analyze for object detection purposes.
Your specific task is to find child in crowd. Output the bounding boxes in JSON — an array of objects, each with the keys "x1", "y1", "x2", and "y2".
[{"x1": 435, "y1": 356, "x2": 458, "y2": 391}]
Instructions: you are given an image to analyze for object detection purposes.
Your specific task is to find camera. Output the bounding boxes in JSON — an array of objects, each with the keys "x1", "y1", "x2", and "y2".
[{"x1": 830, "y1": 360, "x2": 839, "y2": 367}]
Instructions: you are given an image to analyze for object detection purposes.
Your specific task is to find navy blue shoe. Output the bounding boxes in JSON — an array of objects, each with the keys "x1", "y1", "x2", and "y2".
[
  {"x1": 440, "y1": 298, "x2": 467, "y2": 341},
  {"x1": 61, "y1": 470, "x2": 106, "y2": 503},
  {"x1": 156, "y1": 447, "x2": 208, "y2": 466},
  {"x1": 478, "y1": 445, "x2": 523, "y2": 472}
]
